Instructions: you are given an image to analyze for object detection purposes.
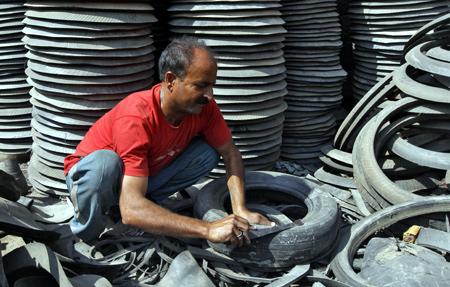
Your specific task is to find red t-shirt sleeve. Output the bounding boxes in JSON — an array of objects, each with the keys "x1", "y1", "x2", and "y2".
[
  {"x1": 112, "y1": 116, "x2": 150, "y2": 176},
  {"x1": 202, "y1": 100, "x2": 232, "y2": 148}
]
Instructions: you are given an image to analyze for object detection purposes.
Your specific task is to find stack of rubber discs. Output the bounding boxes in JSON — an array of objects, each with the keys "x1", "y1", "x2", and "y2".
[
  {"x1": 348, "y1": 0, "x2": 450, "y2": 100},
  {"x1": 23, "y1": 0, "x2": 157, "y2": 196},
  {"x1": 280, "y1": 0, "x2": 346, "y2": 166},
  {"x1": 168, "y1": 0, "x2": 288, "y2": 177},
  {"x1": 0, "y1": 1, "x2": 32, "y2": 157}
]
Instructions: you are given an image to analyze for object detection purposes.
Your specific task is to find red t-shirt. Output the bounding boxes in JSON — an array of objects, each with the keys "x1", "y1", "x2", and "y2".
[{"x1": 64, "y1": 83, "x2": 232, "y2": 176}]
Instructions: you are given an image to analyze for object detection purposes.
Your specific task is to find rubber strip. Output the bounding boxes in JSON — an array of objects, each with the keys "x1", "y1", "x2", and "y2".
[
  {"x1": 309, "y1": 180, "x2": 352, "y2": 201},
  {"x1": 353, "y1": 97, "x2": 423, "y2": 206},
  {"x1": 400, "y1": 132, "x2": 442, "y2": 147},
  {"x1": 0, "y1": 197, "x2": 59, "y2": 241},
  {"x1": 415, "y1": 227, "x2": 450, "y2": 253},
  {"x1": 405, "y1": 41, "x2": 450, "y2": 77},
  {"x1": 313, "y1": 167, "x2": 356, "y2": 189},
  {"x1": 403, "y1": 13, "x2": 450, "y2": 57},
  {"x1": 264, "y1": 264, "x2": 310, "y2": 287},
  {"x1": 381, "y1": 156, "x2": 430, "y2": 179},
  {"x1": 352, "y1": 126, "x2": 389, "y2": 210},
  {"x1": 29, "y1": 197, "x2": 74, "y2": 224},
  {"x1": 350, "y1": 189, "x2": 372, "y2": 217},
  {"x1": 319, "y1": 155, "x2": 353, "y2": 174},
  {"x1": 307, "y1": 270, "x2": 352, "y2": 287},
  {"x1": 247, "y1": 203, "x2": 293, "y2": 225},
  {"x1": 446, "y1": 171, "x2": 450, "y2": 187},
  {"x1": 187, "y1": 246, "x2": 241, "y2": 266},
  {"x1": 211, "y1": 261, "x2": 275, "y2": 284},
  {"x1": 246, "y1": 203, "x2": 302, "y2": 240},
  {"x1": 3, "y1": 242, "x2": 74, "y2": 287},
  {"x1": 334, "y1": 73, "x2": 396, "y2": 150},
  {"x1": 394, "y1": 171, "x2": 443, "y2": 193},
  {"x1": 320, "y1": 144, "x2": 353, "y2": 166},
  {"x1": 413, "y1": 119, "x2": 450, "y2": 133},
  {"x1": 406, "y1": 104, "x2": 450, "y2": 115},
  {"x1": 389, "y1": 132, "x2": 450, "y2": 170},
  {"x1": 70, "y1": 274, "x2": 112, "y2": 287},
  {"x1": 114, "y1": 247, "x2": 156, "y2": 284},
  {"x1": 352, "y1": 140, "x2": 382, "y2": 212},
  {"x1": 375, "y1": 113, "x2": 442, "y2": 156},
  {"x1": 374, "y1": 113, "x2": 448, "y2": 166},
  {"x1": 12, "y1": 276, "x2": 55, "y2": 287},
  {"x1": 16, "y1": 196, "x2": 33, "y2": 209},
  {"x1": 402, "y1": 14, "x2": 450, "y2": 59},
  {"x1": 393, "y1": 64, "x2": 450, "y2": 103},
  {"x1": 84, "y1": 238, "x2": 154, "y2": 283},
  {"x1": 0, "y1": 251, "x2": 7, "y2": 287},
  {"x1": 150, "y1": 251, "x2": 215, "y2": 287}
]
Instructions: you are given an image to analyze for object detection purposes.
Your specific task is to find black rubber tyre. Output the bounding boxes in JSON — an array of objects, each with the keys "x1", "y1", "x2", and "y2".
[
  {"x1": 194, "y1": 171, "x2": 340, "y2": 269},
  {"x1": 331, "y1": 196, "x2": 450, "y2": 287}
]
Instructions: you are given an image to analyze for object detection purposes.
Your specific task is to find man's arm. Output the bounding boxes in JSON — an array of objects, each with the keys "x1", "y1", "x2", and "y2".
[
  {"x1": 119, "y1": 175, "x2": 250, "y2": 245},
  {"x1": 216, "y1": 139, "x2": 272, "y2": 225}
]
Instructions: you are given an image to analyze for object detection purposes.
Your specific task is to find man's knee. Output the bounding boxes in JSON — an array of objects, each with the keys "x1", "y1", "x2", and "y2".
[
  {"x1": 187, "y1": 139, "x2": 219, "y2": 171},
  {"x1": 200, "y1": 144, "x2": 219, "y2": 171},
  {"x1": 86, "y1": 150, "x2": 123, "y2": 177},
  {"x1": 71, "y1": 149, "x2": 123, "y2": 203},
  {"x1": 67, "y1": 150, "x2": 122, "y2": 190}
]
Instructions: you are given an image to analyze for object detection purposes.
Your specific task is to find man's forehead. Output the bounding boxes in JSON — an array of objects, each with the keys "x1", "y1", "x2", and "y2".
[
  {"x1": 186, "y1": 50, "x2": 216, "y2": 76},
  {"x1": 192, "y1": 47, "x2": 216, "y2": 64}
]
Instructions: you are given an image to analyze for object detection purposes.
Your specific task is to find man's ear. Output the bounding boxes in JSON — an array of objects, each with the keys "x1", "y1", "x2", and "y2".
[{"x1": 164, "y1": 71, "x2": 177, "y2": 92}]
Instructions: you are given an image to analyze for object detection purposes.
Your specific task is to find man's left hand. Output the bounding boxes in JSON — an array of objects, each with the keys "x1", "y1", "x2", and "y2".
[{"x1": 235, "y1": 208, "x2": 273, "y2": 226}]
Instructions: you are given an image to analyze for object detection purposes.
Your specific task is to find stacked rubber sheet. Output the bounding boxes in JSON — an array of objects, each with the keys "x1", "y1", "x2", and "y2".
[
  {"x1": 23, "y1": 1, "x2": 157, "y2": 196},
  {"x1": 168, "y1": 0, "x2": 287, "y2": 177},
  {"x1": 313, "y1": 14, "x2": 450, "y2": 216},
  {"x1": 280, "y1": 0, "x2": 346, "y2": 166},
  {"x1": 152, "y1": 2, "x2": 170, "y2": 76},
  {"x1": 0, "y1": 1, "x2": 31, "y2": 156},
  {"x1": 349, "y1": 0, "x2": 450, "y2": 100}
]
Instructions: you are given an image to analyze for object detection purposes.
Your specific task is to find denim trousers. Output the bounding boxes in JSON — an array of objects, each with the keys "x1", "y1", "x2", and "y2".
[{"x1": 66, "y1": 138, "x2": 219, "y2": 242}]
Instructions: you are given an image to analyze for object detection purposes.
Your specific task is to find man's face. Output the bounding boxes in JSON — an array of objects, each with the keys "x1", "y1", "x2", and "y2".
[{"x1": 173, "y1": 48, "x2": 217, "y2": 114}]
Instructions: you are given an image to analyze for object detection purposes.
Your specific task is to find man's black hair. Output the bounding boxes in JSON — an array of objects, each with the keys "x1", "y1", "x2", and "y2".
[{"x1": 158, "y1": 35, "x2": 216, "y2": 81}]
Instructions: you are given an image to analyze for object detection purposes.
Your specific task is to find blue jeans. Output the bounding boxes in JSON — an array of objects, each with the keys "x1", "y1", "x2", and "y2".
[{"x1": 66, "y1": 138, "x2": 219, "y2": 242}]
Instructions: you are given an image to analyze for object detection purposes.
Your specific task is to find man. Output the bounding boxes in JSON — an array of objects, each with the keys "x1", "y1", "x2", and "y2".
[{"x1": 64, "y1": 36, "x2": 271, "y2": 245}]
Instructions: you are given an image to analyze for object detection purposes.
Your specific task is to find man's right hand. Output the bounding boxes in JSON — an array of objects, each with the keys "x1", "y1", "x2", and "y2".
[{"x1": 206, "y1": 214, "x2": 251, "y2": 247}]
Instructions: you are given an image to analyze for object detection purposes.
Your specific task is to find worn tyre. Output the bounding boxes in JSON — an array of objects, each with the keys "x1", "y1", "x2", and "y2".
[
  {"x1": 331, "y1": 196, "x2": 450, "y2": 287},
  {"x1": 194, "y1": 171, "x2": 340, "y2": 269}
]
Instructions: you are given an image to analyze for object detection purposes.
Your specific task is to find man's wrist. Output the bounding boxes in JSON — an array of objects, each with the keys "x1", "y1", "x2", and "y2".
[
  {"x1": 233, "y1": 205, "x2": 248, "y2": 215},
  {"x1": 200, "y1": 221, "x2": 212, "y2": 240}
]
